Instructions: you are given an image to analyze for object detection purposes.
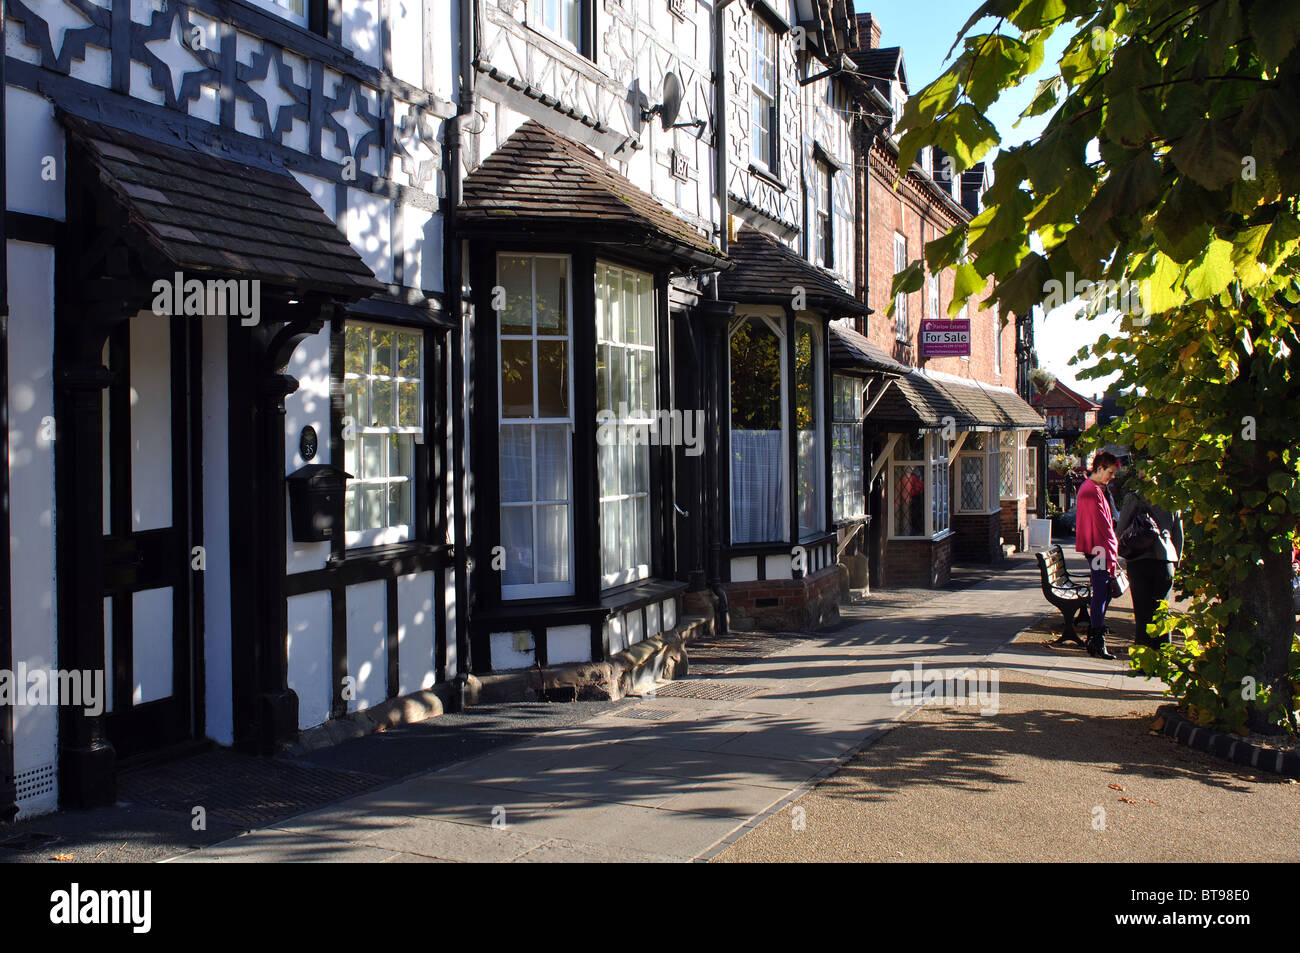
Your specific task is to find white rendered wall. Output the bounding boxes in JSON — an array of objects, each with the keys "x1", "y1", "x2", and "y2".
[
  {"x1": 7, "y1": 241, "x2": 58, "y2": 817},
  {"x1": 4, "y1": 88, "x2": 64, "y2": 220},
  {"x1": 285, "y1": 330, "x2": 332, "y2": 574},
  {"x1": 397, "y1": 571, "x2": 435, "y2": 694},
  {"x1": 287, "y1": 591, "x2": 332, "y2": 730},
  {"x1": 345, "y1": 579, "x2": 387, "y2": 711}
]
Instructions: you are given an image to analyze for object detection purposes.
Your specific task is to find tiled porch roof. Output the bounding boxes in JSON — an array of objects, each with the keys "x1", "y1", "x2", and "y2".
[
  {"x1": 460, "y1": 120, "x2": 725, "y2": 268},
  {"x1": 59, "y1": 112, "x2": 383, "y2": 299},
  {"x1": 829, "y1": 323, "x2": 910, "y2": 375},
  {"x1": 720, "y1": 228, "x2": 867, "y2": 316},
  {"x1": 868, "y1": 371, "x2": 1044, "y2": 432}
]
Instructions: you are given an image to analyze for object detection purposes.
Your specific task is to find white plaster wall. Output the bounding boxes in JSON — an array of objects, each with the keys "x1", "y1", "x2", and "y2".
[
  {"x1": 5, "y1": 88, "x2": 64, "y2": 220},
  {"x1": 730, "y1": 555, "x2": 758, "y2": 582},
  {"x1": 390, "y1": 0, "x2": 424, "y2": 87},
  {"x1": 397, "y1": 571, "x2": 436, "y2": 694},
  {"x1": 443, "y1": 567, "x2": 457, "y2": 677},
  {"x1": 346, "y1": 579, "x2": 387, "y2": 711},
  {"x1": 546, "y1": 624, "x2": 589, "y2": 664},
  {"x1": 285, "y1": 329, "x2": 332, "y2": 574},
  {"x1": 427, "y1": 0, "x2": 457, "y2": 100},
  {"x1": 765, "y1": 554, "x2": 793, "y2": 580},
  {"x1": 347, "y1": 188, "x2": 393, "y2": 285},
  {"x1": 341, "y1": 0, "x2": 383, "y2": 68},
  {"x1": 489, "y1": 631, "x2": 533, "y2": 670},
  {"x1": 202, "y1": 318, "x2": 234, "y2": 744},
  {"x1": 129, "y1": 310, "x2": 172, "y2": 532},
  {"x1": 7, "y1": 241, "x2": 58, "y2": 817},
  {"x1": 401, "y1": 204, "x2": 441, "y2": 293},
  {"x1": 287, "y1": 591, "x2": 333, "y2": 730}
]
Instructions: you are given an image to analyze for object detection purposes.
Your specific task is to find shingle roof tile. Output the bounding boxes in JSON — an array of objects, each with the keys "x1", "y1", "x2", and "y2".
[{"x1": 721, "y1": 227, "x2": 867, "y2": 316}]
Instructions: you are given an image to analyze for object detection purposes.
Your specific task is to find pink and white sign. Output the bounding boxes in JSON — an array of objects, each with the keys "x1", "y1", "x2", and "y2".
[{"x1": 919, "y1": 319, "x2": 971, "y2": 357}]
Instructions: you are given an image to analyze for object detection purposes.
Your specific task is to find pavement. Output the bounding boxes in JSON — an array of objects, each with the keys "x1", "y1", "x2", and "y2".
[
  {"x1": 12, "y1": 550, "x2": 1269, "y2": 864},
  {"x1": 165, "y1": 554, "x2": 1074, "y2": 862}
]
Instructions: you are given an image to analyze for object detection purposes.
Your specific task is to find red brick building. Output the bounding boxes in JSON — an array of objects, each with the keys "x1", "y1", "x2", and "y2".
[
  {"x1": 1032, "y1": 379, "x2": 1101, "y2": 435},
  {"x1": 831, "y1": 12, "x2": 1043, "y2": 589}
]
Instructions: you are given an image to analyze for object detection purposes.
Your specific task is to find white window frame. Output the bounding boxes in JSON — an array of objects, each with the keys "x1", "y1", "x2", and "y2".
[
  {"x1": 893, "y1": 233, "x2": 909, "y2": 341},
  {"x1": 888, "y1": 433, "x2": 952, "y2": 540},
  {"x1": 999, "y1": 429, "x2": 1027, "y2": 501},
  {"x1": 534, "y1": 0, "x2": 583, "y2": 53},
  {"x1": 813, "y1": 162, "x2": 833, "y2": 270},
  {"x1": 831, "y1": 374, "x2": 865, "y2": 521},
  {"x1": 751, "y1": 13, "x2": 778, "y2": 171},
  {"x1": 993, "y1": 304, "x2": 1003, "y2": 376},
  {"x1": 497, "y1": 253, "x2": 577, "y2": 600},
  {"x1": 928, "y1": 273, "x2": 939, "y2": 319},
  {"x1": 596, "y1": 261, "x2": 656, "y2": 589},
  {"x1": 342, "y1": 322, "x2": 424, "y2": 549},
  {"x1": 956, "y1": 431, "x2": 1003, "y2": 515},
  {"x1": 728, "y1": 313, "x2": 789, "y2": 545},
  {"x1": 244, "y1": 0, "x2": 309, "y2": 28}
]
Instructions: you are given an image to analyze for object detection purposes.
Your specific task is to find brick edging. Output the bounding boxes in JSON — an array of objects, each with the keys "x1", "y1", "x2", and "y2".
[{"x1": 1158, "y1": 705, "x2": 1300, "y2": 778}]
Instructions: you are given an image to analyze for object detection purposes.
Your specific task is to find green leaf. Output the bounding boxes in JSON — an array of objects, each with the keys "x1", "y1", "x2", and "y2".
[
  {"x1": 963, "y1": 34, "x2": 1036, "y2": 112},
  {"x1": 1232, "y1": 87, "x2": 1300, "y2": 167},
  {"x1": 1153, "y1": 178, "x2": 1214, "y2": 263},
  {"x1": 1020, "y1": 121, "x2": 1089, "y2": 193},
  {"x1": 1016, "y1": 76, "x2": 1062, "y2": 125},
  {"x1": 934, "y1": 104, "x2": 1000, "y2": 172},
  {"x1": 925, "y1": 226, "x2": 968, "y2": 273},
  {"x1": 1249, "y1": 0, "x2": 1300, "y2": 69},
  {"x1": 885, "y1": 261, "x2": 925, "y2": 317},
  {"x1": 1183, "y1": 238, "x2": 1235, "y2": 299},
  {"x1": 1104, "y1": 85, "x2": 1160, "y2": 148},
  {"x1": 991, "y1": 252, "x2": 1052, "y2": 315},
  {"x1": 1008, "y1": 0, "x2": 1067, "y2": 31},
  {"x1": 1168, "y1": 119, "x2": 1244, "y2": 192},
  {"x1": 900, "y1": 70, "x2": 962, "y2": 130},
  {"x1": 951, "y1": 262, "x2": 986, "y2": 303}
]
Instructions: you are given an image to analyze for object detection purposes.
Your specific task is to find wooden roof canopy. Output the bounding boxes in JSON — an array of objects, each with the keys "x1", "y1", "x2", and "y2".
[
  {"x1": 869, "y1": 372, "x2": 1045, "y2": 432},
  {"x1": 459, "y1": 120, "x2": 728, "y2": 270},
  {"x1": 59, "y1": 112, "x2": 383, "y2": 300},
  {"x1": 721, "y1": 227, "x2": 867, "y2": 317}
]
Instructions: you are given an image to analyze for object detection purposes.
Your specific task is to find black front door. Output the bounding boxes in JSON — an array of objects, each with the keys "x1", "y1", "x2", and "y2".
[{"x1": 101, "y1": 312, "x2": 198, "y2": 760}]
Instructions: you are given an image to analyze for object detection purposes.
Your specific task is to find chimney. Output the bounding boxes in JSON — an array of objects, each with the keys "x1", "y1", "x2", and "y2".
[{"x1": 855, "y1": 13, "x2": 882, "y2": 50}]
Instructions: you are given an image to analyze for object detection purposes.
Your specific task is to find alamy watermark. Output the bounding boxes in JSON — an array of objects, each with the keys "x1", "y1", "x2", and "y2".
[
  {"x1": 890, "y1": 663, "x2": 1000, "y2": 715},
  {"x1": 596, "y1": 403, "x2": 704, "y2": 457},
  {"x1": 0, "y1": 664, "x2": 105, "y2": 717},
  {"x1": 1042, "y1": 273, "x2": 1151, "y2": 325},
  {"x1": 152, "y1": 271, "x2": 260, "y2": 326}
]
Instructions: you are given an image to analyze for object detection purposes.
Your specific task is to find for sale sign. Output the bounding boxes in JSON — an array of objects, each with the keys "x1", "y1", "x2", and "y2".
[{"x1": 919, "y1": 318, "x2": 971, "y2": 357}]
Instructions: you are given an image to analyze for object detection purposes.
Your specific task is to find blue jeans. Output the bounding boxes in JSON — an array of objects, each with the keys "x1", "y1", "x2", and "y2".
[{"x1": 1088, "y1": 567, "x2": 1112, "y2": 630}]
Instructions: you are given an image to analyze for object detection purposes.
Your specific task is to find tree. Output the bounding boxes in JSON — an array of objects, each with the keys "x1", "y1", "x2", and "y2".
[{"x1": 892, "y1": 0, "x2": 1300, "y2": 734}]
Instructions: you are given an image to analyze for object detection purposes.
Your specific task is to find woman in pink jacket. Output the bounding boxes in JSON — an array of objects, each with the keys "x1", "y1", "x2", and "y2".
[{"x1": 1076, "y1": 451, "x2": 1122, "y2": 658}]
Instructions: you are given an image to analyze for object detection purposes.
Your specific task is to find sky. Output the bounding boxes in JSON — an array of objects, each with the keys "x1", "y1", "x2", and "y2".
[{"x1": 866, "y1": 0, "x2": 1121, "y2": 396}]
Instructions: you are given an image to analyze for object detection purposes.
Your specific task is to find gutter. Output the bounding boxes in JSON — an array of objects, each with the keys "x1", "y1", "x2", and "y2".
[
  {"x1": 0, "y1": 0, "x2": 16, "y2": 824},
  {"x1": 446, "y1": 0, "x2": 478, "y2": 707}
]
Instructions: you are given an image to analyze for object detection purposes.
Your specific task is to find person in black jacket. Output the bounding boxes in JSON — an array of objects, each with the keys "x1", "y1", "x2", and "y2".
[{"x1": 1117, "y1": 475, "x2": 1183, "y2": 648}]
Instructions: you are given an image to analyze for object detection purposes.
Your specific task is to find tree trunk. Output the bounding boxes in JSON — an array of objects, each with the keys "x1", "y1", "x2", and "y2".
[{"x1": 1242, "y1": 544, "x2": 1297, "y2": 735}]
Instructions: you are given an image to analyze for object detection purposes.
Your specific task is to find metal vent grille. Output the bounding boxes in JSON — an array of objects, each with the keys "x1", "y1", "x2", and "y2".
[
  {"x1": 685, "y1": 662, "x2": 736, "y2": 676},
  {"x1": 647, "y1": 680, "x2": 765, "y2": 701},
  {"x1": 14, "y1": 763, "x2": 55, "y2": 802},
  {"x1": 614, "y1": 706, "x2": 679, "y2": 721}
]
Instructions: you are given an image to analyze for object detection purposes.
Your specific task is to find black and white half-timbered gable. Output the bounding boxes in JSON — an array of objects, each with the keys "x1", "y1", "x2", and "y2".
[{"x1": 1, "y1": 0, "x2": 456, "y2": 817}]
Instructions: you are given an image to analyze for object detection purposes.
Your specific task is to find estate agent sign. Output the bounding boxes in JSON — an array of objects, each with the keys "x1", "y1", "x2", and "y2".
[{"x1": 919, "y1": 318, "x2": 971, "y2": 357}]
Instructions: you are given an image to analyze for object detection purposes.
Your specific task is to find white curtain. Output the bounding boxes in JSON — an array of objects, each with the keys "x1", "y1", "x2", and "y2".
[{"x1": 731, "y1": 430, "x2": 784, "y2": 543}]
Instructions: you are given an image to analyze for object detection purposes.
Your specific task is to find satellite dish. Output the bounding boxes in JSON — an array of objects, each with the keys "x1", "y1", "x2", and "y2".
[{"x1": 659, "y1": 72, "x2": 683, "y2": 130}]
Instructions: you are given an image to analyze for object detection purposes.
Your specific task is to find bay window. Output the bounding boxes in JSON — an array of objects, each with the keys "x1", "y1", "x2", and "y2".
[
  {"x1": 729, "y1": 316, "x2": 785, "y2": 544},
  {"x1": 832, "y1": 375, "x2": 864, "y2": 521},
  {"x1": 497, "y1": 254, "x2": 574, "y2": 598},
  {"x1": 1000, "y1": 430, "x2": 1026, "y2": 500},
  {"x1": 931, "y1": 437, "x2": 950, "y2": 535},
  {"x1": 596, "y1": 262, "x2": 656, "y2": 588},
  {"x1": 343, "y1": 323, "x2": 423, "y2": 547}
]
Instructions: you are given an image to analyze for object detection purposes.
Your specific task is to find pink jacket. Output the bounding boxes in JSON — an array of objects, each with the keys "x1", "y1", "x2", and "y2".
[{"x1": 1076, "y1": 478, "x2": 1117, "y2": 573}]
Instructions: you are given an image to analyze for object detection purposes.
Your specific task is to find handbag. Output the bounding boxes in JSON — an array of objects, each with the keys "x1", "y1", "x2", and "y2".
[
  {"x1": 1109, "y1": 568, "x2": 1129, "y2": 598},
  {"x1": 1118, "y1": 506, "x2": 1163, "y2": 560}
]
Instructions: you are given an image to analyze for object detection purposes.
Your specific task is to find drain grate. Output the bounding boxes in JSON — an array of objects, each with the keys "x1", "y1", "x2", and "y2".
[
  {"x1": 686, "y1": 662, "x2": 736, "y2": 676},
  {"x1": 647, "y1": 680, "x2": 766, "y2": 701},
  {"x1": 613, "y1": 706, "x2": 679, "y2": 721},
  {"x1": 117, "y1": 750, "x2": 385, "y2": 829}
]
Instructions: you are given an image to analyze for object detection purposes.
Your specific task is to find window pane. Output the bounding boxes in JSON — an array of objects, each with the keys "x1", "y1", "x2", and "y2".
[
  {"x1": 961, "y1": 455, "x2": 984, "y2": 510},
  {"x1": 371, "y1": 329, "x2": 395, "y2": 377},
  {"x1": 361, "y1": 434, "x2": 385, "y2": 480},
  {"x1": 500, "y1": 427, "x2": 531, "y2": 503},
  {"x1": 536, "y1": 504, "x2": 570, "y2": 583},
  {"x1": 498, "y1": 256, "x2": 533, "y2": 333},
  {"x1": 388, "y1": 478, "x2": 411, "y2": 529},
  {"x1": 371, "y1": 379, "x2": 396, "y2": 427},
  {"x1": 345, "y1": 485, "x2": 360, "y2": 532},
  {"x1": 536, "y1": 340, "x2": 569, "y2": 417},
  {"x1": 500, "y1": 339, "x2": 534, "y2": 418},
  {"x1": 535, "y1": 257, "x2": 568, "y2": 335},
  {"x1": 344, "y1": 377, "x2": 367, "y2": 427},
  {"x1": 601, "y1": 499, "x2": 620, "y2": 577},
  {"x1": 893, "y1": 464, "x2": 924, "y2": 536},
  {"x1": 398, "y1": 381, "x2": 420, "y2": 428},
  {"x1": 362, "y1": 485, "x2": 385, "y2": 530},
  {"x1": 397, "y1": 332, "x2": 421, "y2": 379},
  {"x1": 596, "y1": 343, "x2": 610, "y2": 411},
  {"x1": 500, "y1": 507, "x2": 533, "y2": 586},
  {"x1": 534, "y1": 424, "x2": 568, "y2": 501},
  {"x1": 730, "y1": 319, "x2": 781, "y2": 431},
  {"x1": 344, "y1": 326, "x2": 367, "y2": 374}
]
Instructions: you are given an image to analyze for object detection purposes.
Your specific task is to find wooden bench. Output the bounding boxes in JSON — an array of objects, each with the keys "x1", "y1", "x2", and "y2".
[{"x1": 1036, "y1": 544, "x2": 1091, "y2": 648}]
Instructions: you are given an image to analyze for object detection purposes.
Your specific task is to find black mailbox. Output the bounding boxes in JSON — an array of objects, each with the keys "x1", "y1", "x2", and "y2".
[{"x1": 286, "y1": 464, "x2": 351, "y2": 542}]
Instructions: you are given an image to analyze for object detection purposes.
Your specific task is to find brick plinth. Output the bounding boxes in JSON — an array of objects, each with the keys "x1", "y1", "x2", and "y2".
[
  {"x1": 952, "y1": 512, "x2": 1000, "y2": 562},
  {"x1": 883, "y1": 535, "x2": 953, "y2": 587},
  {"x1": 724, "y1": 564, "x2": 842, "y2": 631}
]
